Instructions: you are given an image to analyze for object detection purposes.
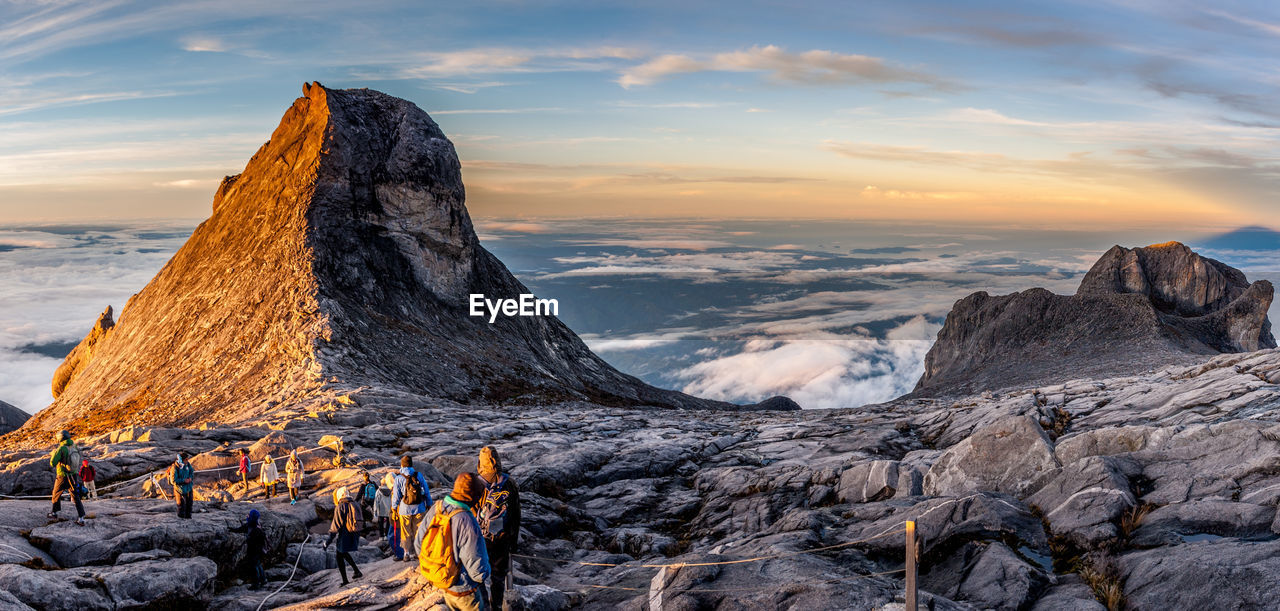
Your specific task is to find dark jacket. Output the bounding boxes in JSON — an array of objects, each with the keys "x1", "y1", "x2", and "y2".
[
  {"x1": 481, "y1": 474, "x2": 521, "y2": 555},
  {"x1": 326, "y1": 498, "x2": 361, "y2": 553},
  {"x1": 232, "y1": 519, "x2": 267, "y2": 561}
]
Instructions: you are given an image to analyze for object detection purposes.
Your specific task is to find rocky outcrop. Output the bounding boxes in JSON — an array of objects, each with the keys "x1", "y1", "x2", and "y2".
[
  {"x1": 915, "y1": 241, "x2": 1275, "y2": 396},
  {"x1": 50, "y1": 306, "x2": 114, "y2": 399},
  {"x1": 0, "y1": 400, "x2": 28, "y2": 435},
  {"x1": 13, "y1": 83, "x2": 789, "y2": 442}
]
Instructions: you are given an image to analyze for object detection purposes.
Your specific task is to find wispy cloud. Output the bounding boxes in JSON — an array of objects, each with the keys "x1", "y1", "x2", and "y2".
[
  {"x1": 402, "y1": 46, "x2": 642, "y2": 78},
  {"x1": 429, "y1": 107, "x2": 565, "y2": 115},
  {"x1": 617, "y1": 44, "x2": 954, "y2": 90},
  {"x1": 180, "y1": 34, "x2": 227, "y2": 53}
]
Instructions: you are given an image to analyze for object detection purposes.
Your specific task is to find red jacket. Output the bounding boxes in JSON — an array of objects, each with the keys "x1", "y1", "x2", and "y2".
[
  {"x1": 238, "y1": 455, "x2": 250, "y2": 474},
  {"x1": 80, "y1": 464, "x2": 95, "y2": 482}
]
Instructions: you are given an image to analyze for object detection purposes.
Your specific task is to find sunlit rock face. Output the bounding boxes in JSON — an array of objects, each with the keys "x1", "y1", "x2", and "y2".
[
  {"x1": 13, "y1": 83, "x2": 780, "y2": 444},
  {"x1": 915, "y1": 241, "x2": 1274, "y2": 397}
]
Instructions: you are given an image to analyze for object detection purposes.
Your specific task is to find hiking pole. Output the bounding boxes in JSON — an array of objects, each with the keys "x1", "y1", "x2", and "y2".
[{"x1": 905, "y1": 520, "x2": 917, "y2": 611}]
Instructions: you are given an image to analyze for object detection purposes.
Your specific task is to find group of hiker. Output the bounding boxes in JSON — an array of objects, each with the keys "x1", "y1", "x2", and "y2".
[
  {"x1": 48, "y1": 429, "x2": 520, "y2": 609},
  {"x1": 234, "y1": 447, "x2": 306, "y2": 504},
  {"x1": 319, "y1": 449, "x2": 520, "y2": 609}
]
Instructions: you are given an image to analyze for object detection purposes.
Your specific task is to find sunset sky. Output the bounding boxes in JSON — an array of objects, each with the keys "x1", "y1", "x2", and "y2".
[{"x1": 2, "y1": 0, "x2": 1279, "y2": 228}]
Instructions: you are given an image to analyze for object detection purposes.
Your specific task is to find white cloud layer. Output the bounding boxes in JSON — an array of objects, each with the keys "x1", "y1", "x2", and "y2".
[{"x1": 675, "y1": 317, "x2": 939, "y2": 409}]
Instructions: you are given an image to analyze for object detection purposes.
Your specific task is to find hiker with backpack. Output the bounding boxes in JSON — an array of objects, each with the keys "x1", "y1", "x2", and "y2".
[
  {"x1": 373, "y1": 476, "x2": 392, "y2": 538},
  {"x1": 383, "y1": 472, "x2": 404, "y2": 560},
  {"x1": 236, "y1": 449, "x2": 250, "y2": 492},
  {"x1": 170, "y1": 452, "x2": 195, "y2": 519},
  {"x1": 79, "y1": 458, "x2": 98, "y2": 500},
  {"x1": 48, "y1": 430, "x2": 86, "y2": 526},
  {"x1": 231, "y1": 508, "x2": 268, "y2": 590},
  {"x1": 478, "y1": 446, "x2": 521, "y2": 611},
  {"x1": 285, "y1": 449, "x2": 304, "y2": 505},
  {"x1": 324, "y1": 486, "x2": 365, "y2": 586},
  {"x1": 418, "y1": 473, "x2": 491, "y2": 611},
  {"x1": 260, "y1": 452, "x2": 280, "y2": 498},
  {"x1": 358, "y1": 472, "x2": 378, "y2": 529},
  {"x1": 391, "y1": 456, "x2": 432, "y2": 562}
]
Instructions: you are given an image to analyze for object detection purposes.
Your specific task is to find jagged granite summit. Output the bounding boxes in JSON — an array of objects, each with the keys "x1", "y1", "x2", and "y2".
[
  {"x1": 16, "y1": 83, "x2": 789, "y2": 441},
  {"x1": 915, "y1": 241, "x2": 1275, "y2": 397}
]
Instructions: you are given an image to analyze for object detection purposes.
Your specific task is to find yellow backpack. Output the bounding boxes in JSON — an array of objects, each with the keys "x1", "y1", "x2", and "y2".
[{"x1": 418, "y1": 502, "x2": 464, "y2": 589}]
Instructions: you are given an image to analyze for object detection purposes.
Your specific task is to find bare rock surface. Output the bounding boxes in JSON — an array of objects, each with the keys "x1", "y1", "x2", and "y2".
[{"x1": 1, "y1": 347, "x2": 1280, "y2": 608}]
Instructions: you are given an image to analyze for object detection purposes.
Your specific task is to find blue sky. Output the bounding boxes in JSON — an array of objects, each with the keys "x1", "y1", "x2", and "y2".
[{"x1": 2, "y1": 0, "x2": 1279, "y2": 225}]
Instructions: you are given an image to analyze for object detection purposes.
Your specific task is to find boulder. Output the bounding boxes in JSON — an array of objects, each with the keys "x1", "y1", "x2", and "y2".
[
  {"x1": 0, "y1": 563, "x2": 113, "y2": 610},
  {"x1": 1029, "y1": 575, "x2": 1106, "y2": 611},
  {"x1": 510, "y1": 584, "x2": 571, "y2": 611},
  {"x1": 0, "y1": 557, "x2": 216, "y2": 610},
  {"x1": 1025, "y1": 455, "x2": 1138, "y2": 548},
  {"x1": 1119, "y1": 538, "x2": 1280, "y2": 608},
  {"x1": 1130, "y1": 500, "x2": 1275, "y2": 547},
  {"x1": 94, "y1": 556, "x2": 219, "y2": 608},
  {"x1": 837, "y1": 460, "x2": 899, "y2": 503},
  {"x1": 26, "y1": 500, "x2": 306, "y2": 578},
  {"x1": 924, "y1": 416, "x2": 1060, "y2": 498},
  {"x1": 430, "y1": 454, "x2": 476, "y2": 481},
  {"x1": 921, "y1": 541, "x2": 1050, "y2": 610},
  {"x1": 842, "y1": 493, "x2": 1048, "y2": 556}
]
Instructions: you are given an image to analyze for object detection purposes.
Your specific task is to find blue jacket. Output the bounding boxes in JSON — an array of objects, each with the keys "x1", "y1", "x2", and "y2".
[
  {"x1": 390, "y1": 467, "x2": 432, "y2": 516},
  {"x1": 171, "y1": 461, "x2": 195, "y2": 494},
  {"x1": 416, "y1": 496, "x2": 491, "y2": 594}
]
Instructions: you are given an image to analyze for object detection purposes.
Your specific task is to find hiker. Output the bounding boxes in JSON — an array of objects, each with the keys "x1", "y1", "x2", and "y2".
[
  {"x1": 231, "y1": 508, "x2": 267, "y2": 590},
  {"x1": 417, "y1": 473, "x2": 491, "y2": 611},
  {"x1": 331, "y1": 437, "x2": 346, "y2": 468},
  {"x1": 478, "y1": 446, "x2": 521, "y2": 610},
  {"x1": 373, "y1": 476, "x2": 392, "y2": 538},
  {"x1": 236, "y1": 449, "x2": 250, "y2": 491},
  {"x1": 383, "y1": 472, "x2": 404, "y2": 560},
  {"x1": 391, "y1": 456, "x2": 432, "y2": 562},
  {"x1": 170, "y1": 452, "x2": 195, "y2": 519},
  {"x1": 358, "y1": 472, "x2": 378, "y2": 529},
  {"x1": 324, "y1": 486, "x2": 364, "y2": 586},
  {"x1": 47, "y1": 430, "x2": 86, "y2": 525},
  {"x1": 260, "y1": 452, "x2": 279, "y2": 498},
  {"x1": 285, "y1": 449, "x2": 304, "y2": 505},
  {"x1": 79, "y1": 458, "x2": 98, "y2": 500}
]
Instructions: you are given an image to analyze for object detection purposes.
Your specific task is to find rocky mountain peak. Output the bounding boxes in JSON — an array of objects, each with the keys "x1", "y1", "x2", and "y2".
[
  {"x1": 1079, "y1": 241, "x2": 1262, "y2": 327},
  {"x1": 12, "y1": 83, "x2": 782, "y2": 443},
  {"x1": 915, "y1": 242, "x2": 1275, "y2": 396}
]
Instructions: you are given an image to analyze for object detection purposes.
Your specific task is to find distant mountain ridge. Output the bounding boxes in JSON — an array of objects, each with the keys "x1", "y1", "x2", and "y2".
[
  {"x1": 1196, "y1": 225, "x2": 1280, "y2": 251},
  {"x1": 914, "y1": 241, "x2": 1275, "y2": 397}
]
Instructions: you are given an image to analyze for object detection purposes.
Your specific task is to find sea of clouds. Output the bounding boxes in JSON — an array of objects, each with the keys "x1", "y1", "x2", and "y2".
[{"x1": 3, "y1": 218, "x2": 1274, "y2": 415}]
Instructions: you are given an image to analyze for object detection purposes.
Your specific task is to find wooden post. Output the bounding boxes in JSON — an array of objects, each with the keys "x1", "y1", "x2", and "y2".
[{"x1": 905, "y1": 520, "x2": 918, "y2": 611}]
